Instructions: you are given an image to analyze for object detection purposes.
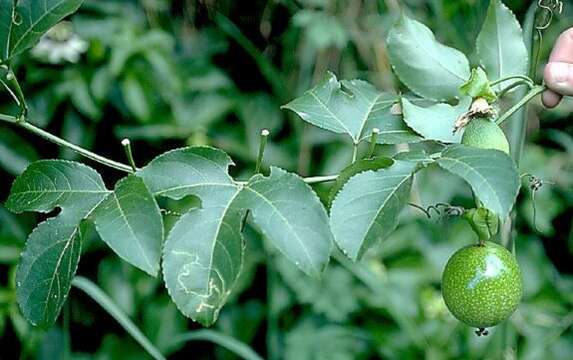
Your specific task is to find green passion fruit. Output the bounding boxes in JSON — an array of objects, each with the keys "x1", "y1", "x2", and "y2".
[
  {"x1": 441, "y1": 242, "x2": 522, "y2": 331},
  {"x1": 461, "y1": 117, "x2": 510, "y2": 154}
]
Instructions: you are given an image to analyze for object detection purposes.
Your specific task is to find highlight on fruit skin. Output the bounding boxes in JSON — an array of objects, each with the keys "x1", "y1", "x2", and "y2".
[
  {"x1": 461, "y1": 117, "x2": 510, "y2": 154},
  {"x1": 441, "y1": 241, "x2": 522, "y2": 330}
]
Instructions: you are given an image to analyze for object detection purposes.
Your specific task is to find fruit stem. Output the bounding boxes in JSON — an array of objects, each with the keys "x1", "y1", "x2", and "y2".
[{"x1": 495, "y1": 85, "x2": 546, "y2": 126}]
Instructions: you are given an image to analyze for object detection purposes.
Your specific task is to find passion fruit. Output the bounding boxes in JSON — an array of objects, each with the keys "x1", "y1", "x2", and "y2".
[
  {"x1": 461, "y1": 117, "x2": 510, "y2": 154},
  {"x1": 441, "y1": 242, "x2": 522, "y2": 330}
]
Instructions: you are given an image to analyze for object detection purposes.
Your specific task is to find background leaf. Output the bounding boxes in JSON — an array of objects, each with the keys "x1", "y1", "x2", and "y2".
[
  {"x1": 9, "y1": 0, "x2": 85, "y2": 59},
  {"x1": 93, "y1": 175, "x2": 163, "y2": 277},
  {"x1": 0, "y1": 127, "x2": 38, "y2": 175},
  {"x1": 330, "y1": 161, "x2": 417, "y2": 260},
  {"x1": 0, "y1": 0, "x2": 14, "y2": 60},
  {"x1": 234, "y1": 167, "x2": 333, "y2": 278},
  {"x1": 386, "y1": 14, "x2": 471, "y2": 101},
  {"x1": 401, "y1": 97, "x2": 472, "y2": 143},
  {"x1": 476, "y1": 0, "x2": 528, "y2": 85},
  {"x1": 436, "y1": 145, "x2": 520, "y2": 217}
]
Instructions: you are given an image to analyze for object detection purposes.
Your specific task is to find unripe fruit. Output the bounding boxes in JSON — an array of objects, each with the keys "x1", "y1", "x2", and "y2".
[
  {"x1": 461, "y1": 117, "x2": 510, "y2": 154},
  {"x1": 441, "y1": 242, "x2": 522, "y2": 329}
]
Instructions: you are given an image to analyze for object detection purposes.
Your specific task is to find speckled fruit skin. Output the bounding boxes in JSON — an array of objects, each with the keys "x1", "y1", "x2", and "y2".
[
  {"x1": 441, "y1": 242, "x2": 522, "y2": 328},
  {"x1": 461, "y1": 118, "x2": 510, "y2": 154}
]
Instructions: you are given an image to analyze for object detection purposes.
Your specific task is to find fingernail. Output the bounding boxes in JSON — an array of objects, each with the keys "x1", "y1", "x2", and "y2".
[{"x1": 549, "y1": 62, "x2": 571, "y2": 84}]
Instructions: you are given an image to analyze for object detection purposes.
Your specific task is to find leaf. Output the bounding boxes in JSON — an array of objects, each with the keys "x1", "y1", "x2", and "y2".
[
  {"x1": 7, "y1": 160, "x2": 108, "y2": 327},
  {"x1": 436, "y1": 145, "x2": 520, "y2": 218},
  {"x1": 328, "y1": 157, "x2": 394, "y2": 206},
  {"x1": 386, "y1": 14, "x2": 471, "y2": 101},
  {"x1": 460, "y1": 67, "x2": 497, "y2": 102},
  {"x1": 401, "y1": 97, "x2": 472, "y2": 143},
  {"x1": 330, "y1": 161, "x2": 417, "y2": 260},
  {"x1": 476, "y1": 0, "x2": 528, "y2": 86},
  {"x1": 93, "y1": 175, "x2": 164, "y2": 277},
  {"x1": 15, "y1": 218, "x2": 82, "y2": 327},
  {"x1": 137, "y1": 146, "x2": 245, "y2": 324},
  {"x1": 0, "y1": 0, "x2": 14, "y2": 60},
  {"x1": 9, "y1": 0, "x2": 85, "y2": 59},
  {"x1": 0, "y1": 127, "x2": 38, "y2": 175},
  {"x1": 282, "y1": 72, "x2": 418, "y2": 143},
  {"x1": 6, "y1": 160, "x2": 109, "y2": 220},
  {"x1": 163, "y1": 186, "x2": 244, "y2": 326},
  {"x1": 137, "y1": 146, "x2": 237, "y2": 202},
  {"x1": 235, "y1": 167, "x2": 333, "y2": 277}
]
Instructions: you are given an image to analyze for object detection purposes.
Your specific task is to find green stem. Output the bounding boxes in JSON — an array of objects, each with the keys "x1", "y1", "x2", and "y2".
[
  {"x1": 367, "y1": 128, "x2": 380, "y2": 158},
  {"x1": 495, "y1": 85, "x2": 545, "y2": 126},
  {"x1": 496, "y1": 80, "x2": 533, "y2": 99},
  {"x1": 351, "y1": 142, "x2": 358, "y2": 163},
  {"x1": 171, "y1": 330, "x2": 265, "y2": 360},
  {"x1": 6, "y1": 69, "x2": 28, "y2": 116},
  {"x1": 490, "y1": 75, "x2": 534, "y2": 87},
  {"x1": 71, "y1": 277, "x2": 165, "y2": 360},
  {"x1": 255, "y1": 129, "x2": 269, "y2": 174},
  {"x1": 0, "y1": 114, "x2": 134, "y2": 173},
  {"x1": 121, "y1": 139, "x2": 138, "y2": 172}
]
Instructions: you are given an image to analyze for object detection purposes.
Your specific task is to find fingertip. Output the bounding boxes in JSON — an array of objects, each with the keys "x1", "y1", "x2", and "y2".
[
  {"x1": 542, "y1": 90, "x2": 562, "y2": 108},
  {"x1": 544, "y1": 62, "x2": 573, "y2": 96}
]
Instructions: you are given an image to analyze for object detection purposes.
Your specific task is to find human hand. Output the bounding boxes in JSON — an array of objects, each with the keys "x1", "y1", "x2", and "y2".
[{"x1": 542, "y1": 27, "x2": 573, "y2": 108}]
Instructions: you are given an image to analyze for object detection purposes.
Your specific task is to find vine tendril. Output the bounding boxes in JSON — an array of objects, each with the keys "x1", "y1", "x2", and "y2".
[
  {"x1": 408, "y1": 202, "x2": 465, "y2": 220},
  {"x1": 533, "y1": 1, "x2": 564, "y2": 77},
  {"x1": 520, "y1": 173, "x2": 555, "y2": 232}
]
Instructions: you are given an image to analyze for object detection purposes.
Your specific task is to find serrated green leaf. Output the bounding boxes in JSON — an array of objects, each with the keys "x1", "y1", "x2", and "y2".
[
  {"x1": 137, "y1": 146, "x2": 237, "y2": 202},
  {"x1": 6, "y1": 160, "x2": 109, "y2": 220},
  {"x1": 460, "y1": 67, "x2": 497, "y2": 102},
  {"x1": 330, "y1": 161, "x2": 417, "y2": 260},
  {"x1": 163, "y1": 185, "x2": 244, "y2": 326},
  {"x1": 436, "y1": 145, "x2": 519, "y2": 218},
  {"x1": 476, "y1": 0, "x2": 528, "y2": 87},
  {"x1": 0, "y1": 0, "x2": 14, "y2": 60},
  {"x1": 393, "y1": 149, "x2": 433, "y2": 164},
  {"x1": 386, "y1": 14, "x2": 470, "y2": 101},
  {"x1": 93, "y1": 175, "x2": 163, "y2": 277},
  {"x1": 401, "y1": 96, "x2": 472, "y2": 143},
  {"x1": 15, "y1": 218, "x2": 82, "y2": 327},
  {"x1": 282, "y1": 72, "x2": 419, "y2": 143},
  {"x1": 9, "y1": 0, "x2": 85, "y2": 59},
  {"x1": 328, "y1": 157, "x2": 394, "y2": 206},
  {"x1": 235, "y1": 167, "x2": 333, "y2": 277},
  {"x1": 7, "y1": 160, "x2": 108, "y2": 327},
  {"x1": 137, "y1": 146, "x2": 245, "y2": 324}
]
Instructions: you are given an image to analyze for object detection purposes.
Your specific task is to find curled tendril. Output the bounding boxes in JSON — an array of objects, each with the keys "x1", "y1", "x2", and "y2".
[
  {"x1": 409, "y1": 202, "x2": 465, "y2": 220},
  {"x1": 520, "y1": 173, "x2": 555, "y2": 232},
  {"x1": 533, "y1": 1, "x2": 564, "y2": 77},
  {"x1": 537, "y1": 0, "x2": 564, "y2": 30}
]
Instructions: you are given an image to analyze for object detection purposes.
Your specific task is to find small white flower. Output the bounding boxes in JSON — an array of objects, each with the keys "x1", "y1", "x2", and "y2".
[{"x1": 31, "y1": 21, "x2": 88, "y2": 64}]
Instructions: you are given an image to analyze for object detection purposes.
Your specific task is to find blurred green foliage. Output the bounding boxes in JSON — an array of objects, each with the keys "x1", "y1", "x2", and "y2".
[{"x1": 0, "y1": 0, "x2": 572, "y2": 359}]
